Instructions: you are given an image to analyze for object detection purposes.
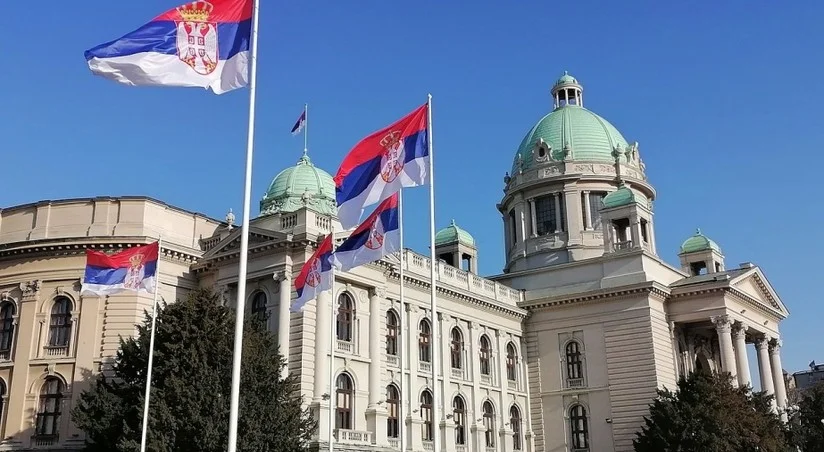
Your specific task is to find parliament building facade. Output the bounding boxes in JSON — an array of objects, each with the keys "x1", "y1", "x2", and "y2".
[{"x1": 0, "y1": 74, "x2": 789, "y2": 451}]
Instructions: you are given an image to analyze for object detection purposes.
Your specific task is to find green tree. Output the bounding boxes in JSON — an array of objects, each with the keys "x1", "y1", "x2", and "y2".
[
  {"x1": 633, "y1": 371, "x2": 790, "y2": 452},
  {"x1": 72, "y1": 288, "x2": 315, "y2": 452},
  {"x1": 789, "y1": 380, "x2": 824, "y2": 452}
]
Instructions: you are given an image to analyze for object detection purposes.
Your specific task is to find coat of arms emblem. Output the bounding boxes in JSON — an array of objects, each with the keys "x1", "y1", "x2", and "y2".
[
  {"x1": 305, "y1": 257, "x2": 323, "y2": 288},
  {"x1": 175, "y1": 1, "x2": 219, "y2": 75},
  {"x1": 124, "y1": 252, "x2": 147, "y2": 290},
  {"x1": 379, "y1": 131, "x2": 405, "y2": 183},
  {"x1": 365, "y1": 217, "x2": 385, "y2": 250}
]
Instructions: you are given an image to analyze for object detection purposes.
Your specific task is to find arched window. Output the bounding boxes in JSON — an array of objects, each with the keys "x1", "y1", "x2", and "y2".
[
  {"x1": 386, "y1": 310, "x2": 399, "y2": 356},
  {"x1": 419, "y1": 319, "x2": 431, "y2": 363},
  {"x1": 450, "y1": 327, "x2": 463, "y2": 370},
  {"x1": 566, "y1": 341, "x2": 583, "y2": 380},
  {"x1": 483, "y1": 400, "x2": 495, "y2": 447},
  {"x1": 35, "y1": 377, "x2": 63, "y2": 438},
  {"x1": 569, "y1": 404, "x2": 589, "y2": 449},
  {"x1": 511, "y1": 405, "x2": 523, "y2": 450},
  {"x1": 420, "y1": 390, "x2": 433, "y2": 441},
  {"x1": 336, "y1": 293, "x2": 354, "y2": 342},
  {"x1": 386, "y1": 384, "x2": 400, "y2": 438},
  {"x1": 335, "y1": 373, "x2": 353, "y2": 430},
  {"x1": 251, "y1": 292, "x2": 267, "y2": 319},
  {"x1": 480, "y1": 335, "x2": 492, "y2": 376},
  {"x1": 48, "y1": 297, "x2": 72, "y2": 349},
  {"x1": 506, "y1": 342, "x2": 518, "y2": 382},
  {"x1": 0, "y1": 302, "x2": 15, "y2": 359},
  {"x1": 453, "y1": 396, "x2": 466, "y2": 445}
]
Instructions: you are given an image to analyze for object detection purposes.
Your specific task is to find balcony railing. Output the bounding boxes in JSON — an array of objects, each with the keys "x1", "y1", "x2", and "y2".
[
  {"x1": 386, "y1": 354, "x2": 399, "y2": 367},
  {"x1": 481, "y1": 374, "x2": 492, "y2": 385},
  {"x1": 0, "y1": 349, "x2": 10, "y2": 361},
  {"x1": 388, "y1": 438, "x2": 400, "y2": 449},
  {"x1": 423, "y1": 441, "x2": 434, "y2": 451},
  {"x1": 32, "y1": 434, "x2": 59, "y2": 447},
  {"x1": 615, "y1": 240, "x2": 632, "y2": 250},
  {"x1": 334, "y1": 429, "x2": 372, "y2": 445},
  {"x1": 43, "y1": 346, "x2": 68, "y2": 357},
  {"x1": 508, "y1": 380, "x2": 517, "y2": 390},
  {"x1": 336, "y1": 340, "x2": 353, "y2": 354},
  {"x1": 457, "y1": 445, "x2": 468, "y2": 452},
  {"x1": 451, "y1": 368, "x2": 465, "y2": 380},
  {"x1": 419, "y1": 362, "x2": 431, "y2": 373},
  {"x1": 567, "y1": 378, "x2": 585, "y2": 388}
]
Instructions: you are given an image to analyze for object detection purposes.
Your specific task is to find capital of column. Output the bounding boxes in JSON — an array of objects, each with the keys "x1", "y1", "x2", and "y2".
[
  {"x1": 754, "y1": 335, "x2": 770, "y2": 351},
  {"x1": 732, "y1": 322, "x2": 748, "y2": 340},
  {"x1": 370, "y1": 287, "x2": 386, "y2": 299},
  {"x1": 274, "y1": 270, "x2": 292, "y2": 283},
  {"x1": 710, "y1": 314, "x2": 732, "y2": 333},
  {"x1": 768, "y1": 337, "x2": 782, "y2": 353}
]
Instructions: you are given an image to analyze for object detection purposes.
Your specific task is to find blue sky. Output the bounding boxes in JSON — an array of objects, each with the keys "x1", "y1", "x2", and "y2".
[{"x1": 1, "y1": 1, "x2": 822, "y2": 377}]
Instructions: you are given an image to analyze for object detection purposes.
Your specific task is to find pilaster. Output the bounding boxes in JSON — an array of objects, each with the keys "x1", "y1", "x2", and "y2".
[
  {"x1": 366, "y1": 287, "x2": 388, "y2": 446},
  {"x1": 275, "y1": 270, "x2": 291, "y2": 379}
]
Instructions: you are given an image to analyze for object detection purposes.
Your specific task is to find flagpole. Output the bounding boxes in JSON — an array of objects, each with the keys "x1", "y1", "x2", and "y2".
[
  {"x1": 425, "y1": 94, "x2": 440, "y2": 452},
  {"x1": 139, "y1": 237, "x2": 162, "y2": 452},
  {"x1": 398, "y1": 192, "x2": 406, "y2": 452},
  {"x1": 227, "y1": 0, "x2": 261, "y2": 449},
  {"x1": 304, "y1": 103, "x2": 309, "y2": 155},
  {"x1": 328, "y1": 224, "x2": 337, "y2": 452}
]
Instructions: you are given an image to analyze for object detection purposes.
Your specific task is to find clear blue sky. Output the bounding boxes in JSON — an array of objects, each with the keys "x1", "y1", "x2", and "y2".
[{"x1": 1, "y1": 1, "x2": 821, "y2": 376}]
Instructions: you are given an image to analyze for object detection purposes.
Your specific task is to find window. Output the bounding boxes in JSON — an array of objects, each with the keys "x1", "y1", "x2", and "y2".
[
  {"x1": 251, "y1": 292, "x2": 267, "y2": 319},
  {"x1": 480, "y1": 335, "x2": 492, "y2": 376},
  {"x1": 335, "y1": 373, "x2": 353, "y2": 430},
  {"x1": 420, "y1": 390, "x2": 433, "y2": 441},
  {"x1": 483, "y1": 400, "x2": 495, "y2": 447},
  {"x1": 48, "y1": 297, "x2": 72, "y2": 348},
  {"x1": 0, "y1": 302, "x2": 15, "y2": 357},
  {"x1": 566, "y1": 341, "x2": 583, "y2": 380},
  {"x1": 508, "y1": 210, "x2": 517, "y2": 247},
  {"x1": 511, "y1": 405, "x2": 523, "y2": 450},
  {"x1": 506, "y1": 342, "x2": 518, "y2": 382},
  {"x1": 337, "y1": 293, "x2": 354, "y2": 342},
  {"x1": 583, "y1": 192, "x2": 606, "y2": 230},
  {"x1": 35, "y1": 378, "x2": 63, "y2": 438},
  {"x1": 419, "y1": 319, "x2": 431, "y2": 363},
  {"x1": 386, "y1": 310, "x2": 399, "y2": 356},
  {"x1": 535, "y1": 194, "x2": 566, "y2": 235},
  {"x1": 387, "y1": 385, "x2": 400, "y2": 438},
  {"x1": 453, "y1": 396, "x2": 466, "y2": 445},
  {"x1": 569, "y1": 405, "x2": 589, "y2": 450},
  {"x1": 450, "y1": 327, "x2": 463, "y2": 370}
]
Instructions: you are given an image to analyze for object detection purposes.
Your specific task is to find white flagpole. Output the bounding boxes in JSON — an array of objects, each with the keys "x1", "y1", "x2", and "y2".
[
  {"x1": 227, "y1": 0, "x2": 261, "y2": 449},
  {"x1": 426, "y1": 94, "x2": 440, "y2": 452},
  {"x1": 304, "y1": 103, "x2": 309, "y2": 155},
  {"x1": 139, "y1": 237, "x2": 162, "y2": 452},
  {"x1": 398, "y1": 191, "x2": 406, "y2": 452},
  {"x1": 328, "y1": 224, "x2": 337, "y2": 452}
]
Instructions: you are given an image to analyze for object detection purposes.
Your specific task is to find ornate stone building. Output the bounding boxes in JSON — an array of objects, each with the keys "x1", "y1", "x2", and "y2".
[{"x1": 0, "y1": 73, "x2": 789, "y2": 452}]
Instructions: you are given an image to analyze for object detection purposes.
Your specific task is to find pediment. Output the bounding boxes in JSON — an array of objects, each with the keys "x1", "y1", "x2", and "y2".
[
  {"x1": 200, "y1": 226, "x2": 291, "y2": 260},
  {"x1": 729, "y1": 268, "x2": 788, "y2": 318}
]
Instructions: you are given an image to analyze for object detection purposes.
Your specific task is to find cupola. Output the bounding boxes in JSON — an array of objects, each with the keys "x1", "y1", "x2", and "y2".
[
  {"x1": 599, "y1": 179, "x2": 656, "y2": 255},
  {"x1": 679, "y1": 229, "x2": 725, "y2": 275},
  {"x1": 434, "y1": 220, "x2": 478, "y2": 273},
  {"x1": 259, "y1": 153, "x2": 337, "y2": 217},
  {"x1": 551, "y1": 71, "x2": 583, "y2": 109}
]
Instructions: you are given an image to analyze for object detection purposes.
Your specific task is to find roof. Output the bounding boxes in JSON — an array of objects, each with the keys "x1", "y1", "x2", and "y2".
[
  {"x1": 259, "y1": 154, "x2": 336, "y2": 217},
  {"x1": 435, "y1": 220, "x2": 475, "y2": 247},
  {"x1": 602, "y1": 183, "x2": 649, "y2": 209},
  {"x1": 680, "y1": 228, "x2": 722, "y2": 254}
]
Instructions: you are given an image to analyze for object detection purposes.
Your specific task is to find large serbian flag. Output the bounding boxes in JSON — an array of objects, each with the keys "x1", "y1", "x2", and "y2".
[
  {"x1": 334, "y1": 194, "x2": 400, "y2": 272},
  {"x1": 292, "y1": 235, "x2": 334, "y2": 312},
  {"x1": 81, "y1": 242, "x2": 159, "y2": 296},
  {"x1": 83, "y1": 0, "x2": 253, "y2": 94},
  {"x1": 334, "y1": 104, "x2": 429, "y2": 229}
]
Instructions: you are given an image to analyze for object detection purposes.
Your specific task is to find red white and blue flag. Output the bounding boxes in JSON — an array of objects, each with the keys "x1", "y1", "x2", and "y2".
[
  {"x1": 334, "y1": 104, "x2": 429, "y2": 229},
  {"x1": 84, "y1": 0, "x2": 253, "y2": 94},
  {"x1": 81, "y1": 243, "x2": 159, "y2": 296},
  {"x1": 291, "y1": 108, "x2": 307, "y2": 135},
  {"x1": 292, "y1": 235, "x2": 334, "y2": 312},
  {"x1": 334, "y1": 194, "x2": 400, "y2": 272}
]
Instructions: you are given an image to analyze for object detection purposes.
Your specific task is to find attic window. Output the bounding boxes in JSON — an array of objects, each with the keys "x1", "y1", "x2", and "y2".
[
  {"x1": 538, "y1": 147, "x2": 546, "y2": 158},
  {"x1": 690, "y1": 261, "x2": 707, "y2": 276}
]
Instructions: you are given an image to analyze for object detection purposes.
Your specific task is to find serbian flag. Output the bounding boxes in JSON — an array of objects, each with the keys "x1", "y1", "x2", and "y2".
[
  {"x1": 292, "y1": 235, "x2": 334, "y2": 312},
  {"x1": 84, "y1": 0, "x2": 253, "y2": 94},
  {"x1": 334, "y1": 194, "x2": 400, "y2": 272},
  {"x1": 81, "y1": 242, "x2": 159, "y2": 296},
  {"x1": 334, "y1": 104, "x2": 428, "y2": 229},
  {"x1": 291, "y1": 108, "x2": 307, "y2": 135}
]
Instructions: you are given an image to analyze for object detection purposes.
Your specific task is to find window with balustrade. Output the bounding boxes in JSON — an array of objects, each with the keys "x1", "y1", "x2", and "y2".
[
  {"x1": 569, "y1": 404, "x2": 589, "y2": 450},
  {"x1": 479, "y1": 335, "x2": 492, "y2": 376},
  {"x1": 510, "y1": 405, "x2": 523, "y2": 450},
  {"x1": 35, "y1": 377, "x2": 63, "y2": 441},
  {"x1": 336, "y1": 292, "x2": 354, "y2": 343},
  {"x1": 251, "y1": 291, "x2": 267, "y2": 320},
  {"x1": 48, "y1": 297, "x2": 72, "y2": 350},
  {"x1": 419, "y1": 319, "x2": 431, "y2": 363},
  {"x1": 386, "y1": 310, "x2": 399, "y2": 356},
  {"x1": 335, "y1": 373, "x2": 353, "y2": 430},
  {"x1": 420, "y1": 390, "x2": 433, "y2": 441},
  {"x1": 453, "y1": 396, "x2": 466, "y2": 445},
  {"x1": 450, "y1": 327, "x2": 463, "y2": 370},
  {"x1": 565, "y1": 341, "x2": 584, "y2": 386},
  {"x1": 506, "y1": 342, "x2": 518, "y2": 382},
  {"x1": 386, "y1": 384, "x2": 399, "y2": 438},
  {"x1": 482, "y1": 400, "x2": 495, "y2": 447},
  {"x1": 0, "y1": 302, "x2": 15, "y2": 359}
]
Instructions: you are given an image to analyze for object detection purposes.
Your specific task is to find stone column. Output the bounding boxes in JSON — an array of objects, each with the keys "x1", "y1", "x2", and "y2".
[
  {"x1": 583, "y1": 191, "x2": 592, "y2": 230},
  {"x1": 514, "y1": 202, "x2": 526, "y2": 243},
  {"x1": 755, "y1": 336, "x2": 775, "y2": 398},
  {"x1": 276, "y1": 271, "x2": 291, "y2": 378},
  {"x1": 312, "y1": 290, "x2": 332, "y2": 441},
  {"x1": 552, "y1": 193, "x2": 561, "y2": 233},
  {"x1": 711, "y1": 315, "x2": 738, "y2": 385},
  {"x1": 529, "y1": 200, "x2": 537, "y2": 237},
  {"x1": 367, "y1": 288, "x2": 388, "y2": 445},
  {"x1": 629, "y1": 213, "x2": 642, "y2": 249},
  {"x1": 408, "y1": 305, "x2": 422, "y2": 452},
  {"x1": 769, "y1": 338, "x2": 788, "y2": 421},
  {"x1": 732, "y1": 323, "x2": 751, "y2": 387}
]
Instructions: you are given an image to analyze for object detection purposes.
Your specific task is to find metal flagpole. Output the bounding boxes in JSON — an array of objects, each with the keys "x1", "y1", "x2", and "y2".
[
  {"x1": 398, "y1": 191, "x2": 406, "y2": 452},
  {"x1": 425, "y1": 94, "x2": 440, "y2": 452},
  {"x1": 303, "y1": 103, "x2": 309, "y2": 155},
  {"x1": 139, "y1": 236, "x2": 162, "y2": 452},
  {"x1": 328, "y1": 224, "x2": 337, "y2": 452},
  {"x1": 227, "y1": 0, "x2": 261, "y2": 449}
]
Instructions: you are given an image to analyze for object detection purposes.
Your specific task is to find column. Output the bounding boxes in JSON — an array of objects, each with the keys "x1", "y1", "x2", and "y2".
[
  {"x1": 629, "y1": 213, "x2": 642, "y2": 249},
  {"x1": 514, "y1": 202, "x2": 526, "y2": 243},
  {"x1": 529, "y1": 200, "x2": 537, "y2": 237},
  {"x1": 552, "y1": 193, "x2": 561, "y2": 233},
  {"x1": 367, "y1": 288, "x2": 388, "y2": 445},
  {"x1": 755, "y1": 336, "x2": 775, "y2": 398},
  {"x1": 276, "y1": 271, "x2": 291, "y2": 379},
  {"x1": 769, "y1": 339, "x2": 788, "y2": 421},
  {"x1": 408, "y1": 305, "x2": 424, "y2": 452},
  {"x1": 583, "y1": 191, "x2": 592, "y2": 230},
  {"x1": 496, "y1": 331, "x2": 508, "y2": 452},
  {"x1": 312, "y1": 291, "x2": 332, "y2": 440},
  {"x1": 711, "y1": 315, "x2": 738, "y2": 386},
  {"x1": 732, "y1": 323, "x2": 751, "y2": 387}
]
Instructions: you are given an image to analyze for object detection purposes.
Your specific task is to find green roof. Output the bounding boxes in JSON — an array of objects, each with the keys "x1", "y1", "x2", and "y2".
[
  {"x1": 680, "y1": 229, "x2": 722, "y2": 254},
  {"x1": 259, "y1": 154, "x2": 337, "y2": 217},
  {"x1": 555, "y1": 71, "x2": 578, "y2": 86},
  {"x1": 602, "y1": 183, "x2": 648, "y2": 209},
  {"x1": 435, "y1": 220, "x2": 475, "y2": 247}
]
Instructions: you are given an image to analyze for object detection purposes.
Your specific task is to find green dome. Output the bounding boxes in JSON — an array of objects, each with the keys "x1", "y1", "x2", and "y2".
[
  {"x1": 259, "y1": 154, "x2": 337, "y2": 217},
  {"x1": 680, "y1": 229, "x2": 722, "y2": 254},
  {"x1": 435, "y1": 220, "x2": 475, "y2": 247},
  {"x1": 602, "y1": 183, "x2": 648, "y2": 209},
  {"x1": 555, "y1": 72, "x2": 578, "y2": 85}
]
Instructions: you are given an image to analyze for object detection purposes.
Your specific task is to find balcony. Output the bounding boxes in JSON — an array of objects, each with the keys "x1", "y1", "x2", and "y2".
[
  {"x1": 423, "y1": 441, "x2": 434, "y2": 451},
  {"x1": 32, "y1": 435, "x2": 59, "y2": 447},
  {"x1": 386, "y1": 354, "x2": 399, "y2": 367},
  {"x1": 43, "y1": 346, "x2": 68, "y2": 357},
  {"x1": 336, "y1": 340, "x2": 353, "y2": 354},
  {"x1": 334, "y1": 429, "x2": 372, "y2": 445},
  {"x1": 567, "y1": 378, "x2": 585, "y2": 388},
  {"x1": 485, "y1": 447, "x2": 496, "y2": 452},
  {"x1": 388, "y1": 438, "x2": 400, "y2": 449},
  {"x1": 508, "y1": 380, "x2": 517, "y2": 390},
  {"x1": 0, "y1": 349, "x2": 10, "y2": 361},
  {"x1": 419, "y1": 362, "x2": 431, "y2": 373},
  {"x1": 456, "y1": 445, "x2": 468, "y2": 452},
  {"x1": 451, "y1": 368, "x2": 465, "y2": 380},
  {"x1": 615, "y1": 240, "x2": 632, "y2": 251}
]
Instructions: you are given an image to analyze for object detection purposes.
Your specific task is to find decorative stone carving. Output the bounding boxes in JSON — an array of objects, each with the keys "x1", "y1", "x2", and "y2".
[
  {"x1": 20, "y1": 280, "x2": 41, "y2": 297},
  {"x1": 595, "y1": 164, "x2": 615, "y2": 174},
  {"x1": 0, "y1": 292, "x2": 9, "y2": 302},
  {"x1": 710, "y1": 314, "x2": 732, "y2": 332},
  {"x1": 542, "y1": 165, "x2": 561, "y2": 177},
  {"x1": 573, "y1": 164, "x2": 592, "y2": 174},
  {"x1": 371, "y1": 287, "x2": 387, "y2": 299},
  {"x1": 274, "y1": 270, "x2": 291, "y2": 282}
]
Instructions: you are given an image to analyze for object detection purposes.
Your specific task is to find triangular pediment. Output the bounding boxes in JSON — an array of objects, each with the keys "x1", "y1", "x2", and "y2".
[
  {"x1": 729, "y1": 267, "x2": 789, "y2": 317},
  {"x1": 200, "y1": 226, "x2": 291, "y2": 260}
]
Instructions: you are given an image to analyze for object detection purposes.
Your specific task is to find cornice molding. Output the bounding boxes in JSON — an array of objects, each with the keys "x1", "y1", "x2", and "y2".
[
  {"x1": 520, "y1": 282, "x2": 670, "y2": 311},
  {"x1": 0, "y1": 239, "x2": 200, "y2": 265}
]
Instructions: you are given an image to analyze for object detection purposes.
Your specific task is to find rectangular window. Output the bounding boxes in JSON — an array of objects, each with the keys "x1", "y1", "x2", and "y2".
[
  {"x1": 508, "y1": 210, "x2": 517, "y2": 246},
  {"x1": 535, "y1": 194, "x2": 565, "y2": 235}
]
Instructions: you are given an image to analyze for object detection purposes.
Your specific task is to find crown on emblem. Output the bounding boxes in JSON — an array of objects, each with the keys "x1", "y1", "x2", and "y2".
[
  {"x1": 177, "y1": 0, "x2": 214, "y2": 22},
  {"x1": 129, "y1": 253, "x2": 145, "y2": 267},
  {"x1": 380, "y1": 131, "x2": 402, "y2": 148}
]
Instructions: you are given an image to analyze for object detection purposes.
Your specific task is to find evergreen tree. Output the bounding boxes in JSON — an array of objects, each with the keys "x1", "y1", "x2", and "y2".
[
  {"x1": 789, "y1": 380, "x2": 824, "y2": 452},
  {"x1": 72, "y1": 288, "x2": 315, "y2": 452},
  {"x1": 633, "y1": 371, "x2": 790, "y2": 452}
]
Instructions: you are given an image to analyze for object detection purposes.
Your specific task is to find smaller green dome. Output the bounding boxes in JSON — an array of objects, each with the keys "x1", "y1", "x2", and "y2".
[
  {"x1": 555, "y1": 71, "x2": 578, "y2": 86},
  {"x1": 435, "y1": 220, "x2": 475, "y2": 247},
  {"x1": 680, "y1": 228, "x2": 722, "y2": 254},
  {"x1": 259, "y1": 154, "x2": 337, "y2": 217},
  {"x1": 602, "y1": 183, "x2": 648, "y2": 209}
]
